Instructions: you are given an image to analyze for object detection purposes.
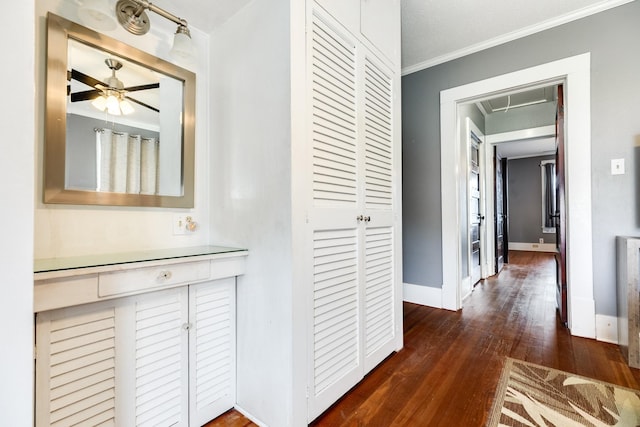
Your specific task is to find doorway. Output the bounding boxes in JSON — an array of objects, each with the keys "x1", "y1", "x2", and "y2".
[
  {"x1": 439, "y1": 54, "x2": 595, "y2": 338},
  {"x1": 485, "y1": 124, "x2": 557, "y2": 277}
]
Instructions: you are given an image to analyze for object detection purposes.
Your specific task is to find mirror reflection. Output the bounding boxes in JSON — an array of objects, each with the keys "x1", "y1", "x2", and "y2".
[{"x1": 66, "y1": 39, "x2": 182, "y2": 196}]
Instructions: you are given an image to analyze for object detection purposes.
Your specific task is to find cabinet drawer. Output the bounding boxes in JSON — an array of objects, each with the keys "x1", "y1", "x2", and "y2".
[{"x1": 98, "y1": 260, "x2": 210, "y2": 297}]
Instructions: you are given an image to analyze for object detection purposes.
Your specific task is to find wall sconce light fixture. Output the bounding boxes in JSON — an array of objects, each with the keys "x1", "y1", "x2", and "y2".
[{"x1": 78, "y1": 0, "x2": 195, "y2": 63}]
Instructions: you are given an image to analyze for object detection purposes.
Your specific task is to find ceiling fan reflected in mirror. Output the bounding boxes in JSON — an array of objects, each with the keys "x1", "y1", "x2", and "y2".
[{"x1": 69, "y1": 58, "x2": 160, "y2": 116}]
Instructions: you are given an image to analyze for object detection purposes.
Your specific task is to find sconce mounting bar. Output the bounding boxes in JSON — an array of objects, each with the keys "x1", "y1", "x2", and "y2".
[{"x1": 116, "y1": 0, "x2": 189, "y2": 36}]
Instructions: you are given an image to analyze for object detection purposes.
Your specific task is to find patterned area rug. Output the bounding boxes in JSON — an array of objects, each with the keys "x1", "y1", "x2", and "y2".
[{"x1": 488, "y1": 358, "x2": 640, "y2": 426}]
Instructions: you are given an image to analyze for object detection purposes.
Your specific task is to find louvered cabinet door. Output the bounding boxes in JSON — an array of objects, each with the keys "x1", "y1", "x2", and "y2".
[
  {"x1": 307, "y1": 7, "x2": 364, "y2": 421},
  {"x1": 117, "y1": 288, "x2": 190, "y2": 427},
  {"x1": 188, "y1": 279, "x2": 236, "y2": 426},
  {"x1": 361, "y1": 52, "x2": 398, "y2": 373},
  {"x1": 135, "y1": 289, "x2": 189, "y2": 427},
  {"x1": 36, "y1": 300, "x2": 119, "y2": 426}
]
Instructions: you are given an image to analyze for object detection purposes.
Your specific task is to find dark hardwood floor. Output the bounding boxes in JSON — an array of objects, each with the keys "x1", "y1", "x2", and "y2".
[{"x1": 206, "y1": 251, "x2": 640, "y2": 426}]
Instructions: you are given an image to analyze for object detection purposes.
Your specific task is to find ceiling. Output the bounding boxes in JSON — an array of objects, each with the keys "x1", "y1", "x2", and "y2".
[
  {"x1": 478, "y1": 86, "x2": 556, "y2": 115},
  {"x1": 495, "y1": 137, "x2": 556, "y2": 159},
  {"x1": 154, "y1": 0, "x2": 633, "y2": 74}
]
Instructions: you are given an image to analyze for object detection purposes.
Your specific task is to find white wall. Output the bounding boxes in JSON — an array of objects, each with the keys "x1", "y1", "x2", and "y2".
[
  {"x1": 34, "y1": 0, "x2": 211, "y2": 258},
  {"x1": 209, "y1": 0, "x2": 296, "y2": 425},
  {"x1": 0, "y1": 2, "x2": 35, "y2": 424}
]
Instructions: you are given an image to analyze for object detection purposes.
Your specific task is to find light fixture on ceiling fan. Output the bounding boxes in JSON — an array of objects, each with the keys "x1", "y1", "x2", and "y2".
[
  {"x1": 77, "y1": 0, "x2": 195, "y2": 63},
  {"x1": 90, "y1": 59, "x2": 135, "y2": 116},
  {"x1": 69, "y1": 58, "x2": 161, "y2": 116}
]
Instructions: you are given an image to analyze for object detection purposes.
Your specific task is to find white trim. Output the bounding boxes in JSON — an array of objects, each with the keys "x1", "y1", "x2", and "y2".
[
  {"x1": 486, "y1": 126, "x2": 556, "y2": 144},
  {"x1": 401, "y1": 0, "x2": 634, "y2": 75},
  {"x1": 595, "y1": 314, "x2": 618, "y2": 344},
  {"x1": 509, "y1": 242, "x2": 557, "y2": 253},
  {"x1": 440, "y1": 53, "x2": 595, "y2": 338},
  {"x1": 234, "y1": 405, "x2": 268, "y2": 427},
  {"x1": 403, "y1": 282, "x2": 443, "y2": 309}
]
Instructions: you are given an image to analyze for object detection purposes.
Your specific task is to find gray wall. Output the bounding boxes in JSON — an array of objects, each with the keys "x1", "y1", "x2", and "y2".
[
  {"x1": 401, "y1": 1, "x2": 640, "y2": 316},
  {"x1": 507, "y1": 155, "x2": 557, "y2": 244}
]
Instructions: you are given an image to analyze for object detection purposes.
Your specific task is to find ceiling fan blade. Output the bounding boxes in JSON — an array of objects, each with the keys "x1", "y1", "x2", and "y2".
[
  {"x1": 125, "y1": 96, "x2": 160, "y2": 113},
  {"x1": 71, "y1": 69, "x2": 104, "y2": 89},
  {"x1": 124, "y1": 83, "x2": 160, "y2": 92},
  {"x1": 70, "y1": 89, "x2": 101, "y2": 102}
]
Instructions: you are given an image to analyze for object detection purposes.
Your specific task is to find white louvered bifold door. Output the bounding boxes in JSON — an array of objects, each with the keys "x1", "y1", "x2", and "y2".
[
  {"x1": 306, "y1": 3, "x2": 400, "y2": 422},
  {"x1": 36, "y1": 301, "x2": 119, "y2": 427},
  {"x1": 307, "y1": 6, "x2": 363, "y2": 421},
  {"x1": 188, "y1": 279, "x2": 236, "y2": 426},
  {"x1": 361, "y1": 52, "x2": 397, "y2": 373}
]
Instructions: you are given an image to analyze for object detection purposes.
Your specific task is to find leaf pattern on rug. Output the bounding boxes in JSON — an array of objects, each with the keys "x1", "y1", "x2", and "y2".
[{"x1": 488, "y1": 359, "x2": 640, "y2": 427}]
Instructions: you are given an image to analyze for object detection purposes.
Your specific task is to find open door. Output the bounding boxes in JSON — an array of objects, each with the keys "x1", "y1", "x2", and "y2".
[
  {"x1": 469, "y1": 131, "x2": 483, "y2": 286},
  {"x1": 555, "y1": 84, "x2": 568, "y2": 325},
  {"x1": 494, "y1": 149, "x2": 508, "y2": 273}
]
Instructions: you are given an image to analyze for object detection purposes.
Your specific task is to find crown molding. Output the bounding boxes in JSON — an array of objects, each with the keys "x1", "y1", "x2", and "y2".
[{"x1": 401, "y1": 0, "x2": 634, "y2": 76}]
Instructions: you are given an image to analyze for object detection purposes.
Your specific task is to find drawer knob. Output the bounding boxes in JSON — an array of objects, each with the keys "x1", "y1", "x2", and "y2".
[{"x1": 158, "y1": 271, "x2": 173, "y2": 281}]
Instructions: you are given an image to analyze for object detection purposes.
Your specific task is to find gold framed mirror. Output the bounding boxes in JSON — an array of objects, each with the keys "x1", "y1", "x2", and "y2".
[{"x1": 45, "y1": 13, "x2": 195, "y2": 207}]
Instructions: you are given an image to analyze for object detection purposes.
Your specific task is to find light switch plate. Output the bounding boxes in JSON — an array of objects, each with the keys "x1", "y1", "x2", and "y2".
[
  {"x1": 611, "y1": 158, "x2": 625, "y2": 175},
  {"x1": 173, "y1": 214, "x2": 187, "y2": 235}
]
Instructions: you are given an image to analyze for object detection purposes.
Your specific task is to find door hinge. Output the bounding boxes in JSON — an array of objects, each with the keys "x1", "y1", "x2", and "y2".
[{"x1": 34, "y1": 345, "x2": 37, "y2": 360}]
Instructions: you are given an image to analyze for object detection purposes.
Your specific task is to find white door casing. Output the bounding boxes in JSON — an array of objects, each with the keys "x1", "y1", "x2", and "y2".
[{"x1": 440, "y1": 53, "x2": 595, "y2": 339}]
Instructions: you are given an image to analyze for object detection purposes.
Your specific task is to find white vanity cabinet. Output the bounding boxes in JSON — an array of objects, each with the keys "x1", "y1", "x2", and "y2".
[{"x1": 34, "y1": 246, "x2": 246, "y2": 427}]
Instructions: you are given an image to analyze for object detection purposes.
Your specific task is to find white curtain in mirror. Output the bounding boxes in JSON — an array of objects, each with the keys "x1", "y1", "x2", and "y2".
[
  {"x1": 140, "y1": 137, "x2": 158, "y2": 195},
  {"x1": 95, "y1": 129, "x2": 158, "y2": 194}
]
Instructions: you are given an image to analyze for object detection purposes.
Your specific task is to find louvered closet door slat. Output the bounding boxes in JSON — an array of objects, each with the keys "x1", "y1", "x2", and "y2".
[
  {"x1": 189, "y1": 279, "x2": 236, "y2": 427},
  {"x1": 134, "y1": 289, "x2": 187, "y2": 427},
  {"x1": 364, "y1": 56, "x2": 393, "y2": 210},
  {"x1": 311, "y1": 13, "x2": 358, "y2": 208},
  {"x1": 312, "y1": 228, "x2": 360, "y2": 394},
  {"x1": 364, "y1": 226, "x2": 395, "y2": 366},
  {"x1": 38, "y1": 304, "x2": 118, "y2": 427}
]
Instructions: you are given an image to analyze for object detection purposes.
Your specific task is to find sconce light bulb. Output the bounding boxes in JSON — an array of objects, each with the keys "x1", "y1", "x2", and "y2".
[{"x1": 170, "y1": 26, "x2": 195, "y2": 63}]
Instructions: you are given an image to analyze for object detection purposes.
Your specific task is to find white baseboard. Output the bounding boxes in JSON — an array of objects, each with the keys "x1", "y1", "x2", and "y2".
[
  {"x1": 570, "y1": 296, "x2": 596, "y2": 339},
  {"x1": 509, "y1": 242, "x2": 557, "y2": 253},
  {"x1": 403, "y1": 282, "x2": 442, "y2": 308},
  {"x1": 234, "y1": 405, "x2": 267, "y2": 427},
  {"x1": 595, "y1": 314, "x2": 618, "y2": 344}
]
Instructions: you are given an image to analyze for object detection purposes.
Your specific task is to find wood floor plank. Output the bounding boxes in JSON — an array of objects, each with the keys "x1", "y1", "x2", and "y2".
[{"x1": 205, "y1": 251, "x2": 640, "y2": 426}]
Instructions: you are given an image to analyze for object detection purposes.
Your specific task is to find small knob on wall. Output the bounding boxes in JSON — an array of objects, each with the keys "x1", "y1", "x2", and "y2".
[{"x1": 185, "y1": 216, "x2": 197, "y2": 232}]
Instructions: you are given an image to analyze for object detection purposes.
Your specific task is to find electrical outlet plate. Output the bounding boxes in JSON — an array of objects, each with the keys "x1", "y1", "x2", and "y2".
[
  {"x1": 611, "y1": 158, "x2": 625, "y2": 175},
  {"x1": 173, "y1": 214, "x2": 187, "y2": 235}
]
